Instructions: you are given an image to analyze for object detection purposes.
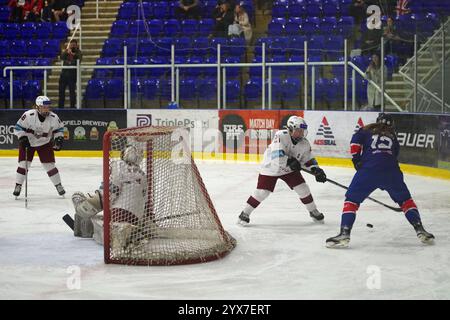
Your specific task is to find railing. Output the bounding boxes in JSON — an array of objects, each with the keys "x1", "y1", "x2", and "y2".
[
  {"x1": 399, "y1": 17, "x2": 450, "y2": 113},
  {"x1": 3, "y1": 41, "x2": 403, "y2": 112}
]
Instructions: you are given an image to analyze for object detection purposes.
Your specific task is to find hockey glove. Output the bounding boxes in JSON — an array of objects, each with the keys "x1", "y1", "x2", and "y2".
[
  {"x1": 352, "y1": 158, "x2": 362, "y2": 170},
  {"x1": 19, "y1": 136, "x2": 30, "y2": 149},
  {"x1": 53, "y1": 136, "x2": 64, "y2": 151},
  {"x1": 311, "y1": 167, "x2": 327, "y2": 183},
  {"x1": 287, "y1": 157, "x2": 301, "y2": 171}
]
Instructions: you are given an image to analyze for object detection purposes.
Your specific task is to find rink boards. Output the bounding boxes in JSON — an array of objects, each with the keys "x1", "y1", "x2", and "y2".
[{"x1": 1, "y1": 109, "x2": 449, "y2": 180}]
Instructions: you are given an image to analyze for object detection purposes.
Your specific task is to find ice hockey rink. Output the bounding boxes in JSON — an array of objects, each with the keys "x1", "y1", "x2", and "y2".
[{"x1": 0, "y1": 157, "x2": 449, "y2": 300}]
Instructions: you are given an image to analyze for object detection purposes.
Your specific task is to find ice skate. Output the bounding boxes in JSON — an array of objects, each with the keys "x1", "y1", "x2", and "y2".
[
  {"x1": 55, "y1": 183, "x2": 66, "y2": 196},
  {"x1": 13, "y1": 183, "x2": 22, "y2": 198},
  {"x1": 309, "y1": 209, "x2": 324, "y2": 223},
  {"x1": 326, "y1": 227, "x2": 351, "y2": 248},
  {"x1": 237, "y1": 211, "x2": 250, "y2": 226},
  {"x1": 413, "y1": 223, "x2": 435, "y2": 244}
]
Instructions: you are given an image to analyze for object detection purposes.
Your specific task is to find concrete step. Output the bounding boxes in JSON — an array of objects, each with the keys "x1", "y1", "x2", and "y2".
[{"x1": 80, "y1": 12, "x2": 118, "y2": 19}]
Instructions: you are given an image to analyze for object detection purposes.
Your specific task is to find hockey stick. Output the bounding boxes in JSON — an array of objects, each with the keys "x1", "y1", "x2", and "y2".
[
  {"x1": 24, "y1": 147, "x2": 28, "y2": 209},
  {"x1": 301, "y1": 168, "x2": 403, "y2": 212},
  {"x1": 62, "y1": 211, "x2": 199, "y2": 231}
]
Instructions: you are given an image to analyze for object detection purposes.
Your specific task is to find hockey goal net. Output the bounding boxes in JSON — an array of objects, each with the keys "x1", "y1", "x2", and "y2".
[{"x1": 102, "y1": 126, "x2": 236, "y2": 265}]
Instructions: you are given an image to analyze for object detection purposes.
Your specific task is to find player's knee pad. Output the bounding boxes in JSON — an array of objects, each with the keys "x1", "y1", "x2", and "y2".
[
  {"x1": 74, "y1": 212, "x2": 94, "y2": 238},
  {"x1": 72, "y1": 190, "x2": 102, "y2": 219},
  {"x1": 253, "y1": 189, "x2": 271, "y2": 202},
  {"x1": 42, "y1": 162, "x2": 56, "y2": 172},
  {"x1": 293, "y1": 183, "x2": 311, "y2": 198}
]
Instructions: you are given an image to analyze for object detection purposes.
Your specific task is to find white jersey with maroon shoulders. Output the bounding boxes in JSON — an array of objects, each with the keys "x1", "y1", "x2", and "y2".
[
  {"x1": 110, "y1": 160, "x2": 147, "y2": 219},
  {"x1": 14, "y1": 109, "x2": 64, "y2": 147},
  {"x1": 260, "y1": 129, "x2": 319, "y2": 176}
]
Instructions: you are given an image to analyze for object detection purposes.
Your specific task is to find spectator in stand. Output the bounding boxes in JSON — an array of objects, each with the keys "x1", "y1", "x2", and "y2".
[
  {"x1": 210, "y1": 2, "x2": 234, "y2": 38},
  {"x1": 383, "y1": 16, "x2": 401, "y2": 54},
  {"x1": 349, "y1": 0, "x2": 367, "y2": 41},
  {"x1": 59, "y1": 39, "x2": 82, "y2": 109},
  {"x1": 228, "y1": 2, "x2": 252, "y2": 43},
  {"x1": 52, "y1": 0, "x2": 68, "y2": 22},
  {"x1": 41, "y1": 0, "x2": 54, "y2": 22},
  {"x1": 365, "y1": 53, "x2": 388, "y2": 111},
  {"x1": 8, "y1": 0, "x2": 26, "y2": 22},
  {"x1": 175, "y1": 0, "x2": 202, "y2": 20},
  {"x1": 24, "y1": 0, "x2": 43, "y2": 22}
]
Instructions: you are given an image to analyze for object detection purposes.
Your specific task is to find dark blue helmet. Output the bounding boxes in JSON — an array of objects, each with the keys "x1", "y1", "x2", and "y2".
[{"x1": 376, "y1": 113, "x2": 393, "y2": 126}]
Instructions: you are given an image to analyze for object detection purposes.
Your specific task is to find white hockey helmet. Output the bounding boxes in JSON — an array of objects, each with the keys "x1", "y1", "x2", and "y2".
[
  {"x1": 121, "y1": 145, "x2": 143, "y2": 165},
  {"x1": 286, "y1": 116, "x2": 308, "y2": 140},
  {"x1": 35, "y1": 95, "x2": 52, "y2": 117}
]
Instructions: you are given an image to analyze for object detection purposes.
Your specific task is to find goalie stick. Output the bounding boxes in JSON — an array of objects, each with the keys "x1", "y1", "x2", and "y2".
[
  {"x1": 301, "y1": 168, "x2": 403, "y2": 212},
  {"x1": 62, "y1": 210, "x2": 200, "y2": 231}
]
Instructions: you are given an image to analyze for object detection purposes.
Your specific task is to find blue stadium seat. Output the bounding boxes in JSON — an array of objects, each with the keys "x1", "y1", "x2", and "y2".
[
  {"x1": 270, "y1": 36, "x2": 289, "y2": 56},
  {"x1": 322, "y1": 0, "x2": 339, "y2": 16},
  {"x1": 153, "y1": 1, "x2": 170, "y2": 19},
  {"x1": 181, "y1": 19, "x2": 198, "y2": 35},
  {"x1": 21, "y1": 23, "x2": 36, "y2": 39},
  {"x1": 289, "y1": 3, "x2": 305, "y2": 17},
  {"x1": 104, "y1": 79, "x2": 124, "y2": 107},
  {"x1": 85, "y1": 79, "x2": 105, "y2": 108},
  {"x1": 272, "y1": 4, "x2": 289, "y2": 18},
  {"x1": 321, "y1": 17, "x2": 337, "y2": 34},
  {"x1": 225, "y1": 79, "x2": 240, "y2": 107},
  {"x1": 94, "y1": 57, "x2": 114, "y2": 78},
  {"x1": 149, "y1": 19, "x2": 163, "y2": 36},
  {"x1": 244, "y1": 79, "x2": 262, "y2": 107},
  {"x1": 164, "y1": 19, "x2": 180, "y2": 37},
  {"x1": 35, "y1": 23, "x2": 52, "y2": 39},
  {"x1": 10, "y1": 40, "x2": 27, "y2": 57},
  {"x1": 254, "y1": 37, "x2": 272, "y2": 56},
  {"x1": 302, "y1": 17, "x2": 320, "y2": 35},
  {"x1": 142, "y1": 78, "x2": 159, "y2": 101},
  {"x1": 0, "y1": 40, "x2": 9, "y2": 57},
  {"x1": 186, "y1": 56, "x2": 204, "y2": 77},
  {"x1": 198, "y1": 18, "x2": 214, "y2": 36},
  {"x1": 175, "y1": 37, "x2": 191, "y2": 56},
  {"x1": 4, "y1": 23, "x2": 20, "y2": 40},
  {"x1": 118, "y1": 2, "x2": 137, "y2": 20},
  {"x1": 282, "y1": 77, "x2": 301, "y2": 107},
  {"x1": 285, "y1": 17, "x2": 302, "y2": 35},
  {"x1": 227, "y1": 37, "x2": 246, "y2": 57},
  {"x1": 52, "y1": 22, "x2": 69, "y2": 39},
  {"x1": 129, "y1": 20, "x2": 147, "y2": 36},
  {"x1": 192, "y1": 37, "x2": 210, "y2": 56},
  {"x1": 102, "y1": 38, "x2": 123, "y2": 57},
  {"x1": 110, "y1": 20, "x2": 129, "y2": 38},
  {"x1": 268, "y1": 18, "x2": 286, "y2": 36},
  {"x1": 305, "y1": 0, "x2": 322, "y2": 16},
  {"x1": 130, "y1": 78, "x2": 142, "y2": 108},
  {"x1": 138, "y1": 39, "x2": 155, "y2": 57},
  {"x1": 22, "y1": 80, "x2": 41, "y2": 106},
  {"x1": 179, "y1": 78, "x2": 197, "y2": 106},
  {"x1": 27, "y1": 40, "x2": 44, "y2": 58}
]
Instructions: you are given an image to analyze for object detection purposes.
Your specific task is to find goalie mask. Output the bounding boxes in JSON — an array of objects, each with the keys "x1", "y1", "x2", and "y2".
[
  {"x1": 286, "y1": 116, "x2": 308, "y2": 143},
  {"x1": 35, "y1": 96, "x2": 52, "y2": 117},
  {"x1": 121, "y1": 145, "x2": 143, "y2": 165}
]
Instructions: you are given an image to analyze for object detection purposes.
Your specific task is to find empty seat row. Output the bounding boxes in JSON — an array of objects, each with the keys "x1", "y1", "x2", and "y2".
[
  {"x1": 102, "y1": 37, "x2": 247, "y2": 58},
  {"x1": 0, "y1": 79, "x2": 42, "y2": 108},
  {"x1": 0, "y1": 22, "x2": 69, "y2": 40},
  {"x1": 268, "y1": 16, "x2": 354, "y2": 36},
  {"x1": 272, "y1": 0, "x2": 351, "y2": 18},
  {"x1": 111, "y1": 19, "x2": 214, "y2": 37},
  {"x1": 0, "y1": 39, "x2": 62, "y2": 58}
]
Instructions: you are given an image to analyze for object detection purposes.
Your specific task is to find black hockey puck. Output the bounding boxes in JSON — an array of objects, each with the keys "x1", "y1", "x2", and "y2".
[{"x1": 366, "y1": 223, "x2": 374, "y2": 228}]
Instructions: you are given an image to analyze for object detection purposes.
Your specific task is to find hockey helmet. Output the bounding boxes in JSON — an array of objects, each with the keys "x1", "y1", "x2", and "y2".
[
  {"x1": 286, "y1": 116, "x2": 308, "y2": 141},
  {"x1": 35, "y1": 96, "x2": 52, "y2": 117},
  {"x1": 376, "y1": 113, "x2": 394, "y2": 127},
  {"x1": 121, "y1": 145, "x2": 143, "y2": 165}
]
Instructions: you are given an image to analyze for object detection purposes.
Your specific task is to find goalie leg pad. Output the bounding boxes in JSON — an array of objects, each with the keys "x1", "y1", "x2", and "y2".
[
  {"x1": 74, "y1": 212, "x2": 94, "y2": 238},
  {"x1": 72, "y1": 191, "x2": 102, "y2": 219},
  {"x1": 92, "y1": 215, "x2": 104, "y2": 245}
]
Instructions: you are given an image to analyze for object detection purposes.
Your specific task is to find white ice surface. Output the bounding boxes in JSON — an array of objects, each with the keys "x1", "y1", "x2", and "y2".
[{"x1": 0, "y1": 157, "x2": 449, "y2": 300}]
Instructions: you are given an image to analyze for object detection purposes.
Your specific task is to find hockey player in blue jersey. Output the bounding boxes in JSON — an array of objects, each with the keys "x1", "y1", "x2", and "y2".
[{"x1": 326, "y1": 113, "x2": 434, "y2": 248}]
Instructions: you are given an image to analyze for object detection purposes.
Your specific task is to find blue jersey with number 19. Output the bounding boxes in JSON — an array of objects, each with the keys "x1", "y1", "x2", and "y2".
[{"x1": 350, "y1": 127, "x2": 400, "y2": 170}]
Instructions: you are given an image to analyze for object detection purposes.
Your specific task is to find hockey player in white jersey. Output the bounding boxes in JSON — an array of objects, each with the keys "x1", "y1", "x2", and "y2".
[
  {"x1": 71, "y1": 144, "x2": 148, "y2": 249},
  {"x1": 238, "y1": 116, "x2": 327, "y2": 225},
  {"x1": 13, "y1": 96, "x2": 65, "y2": 197}
]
